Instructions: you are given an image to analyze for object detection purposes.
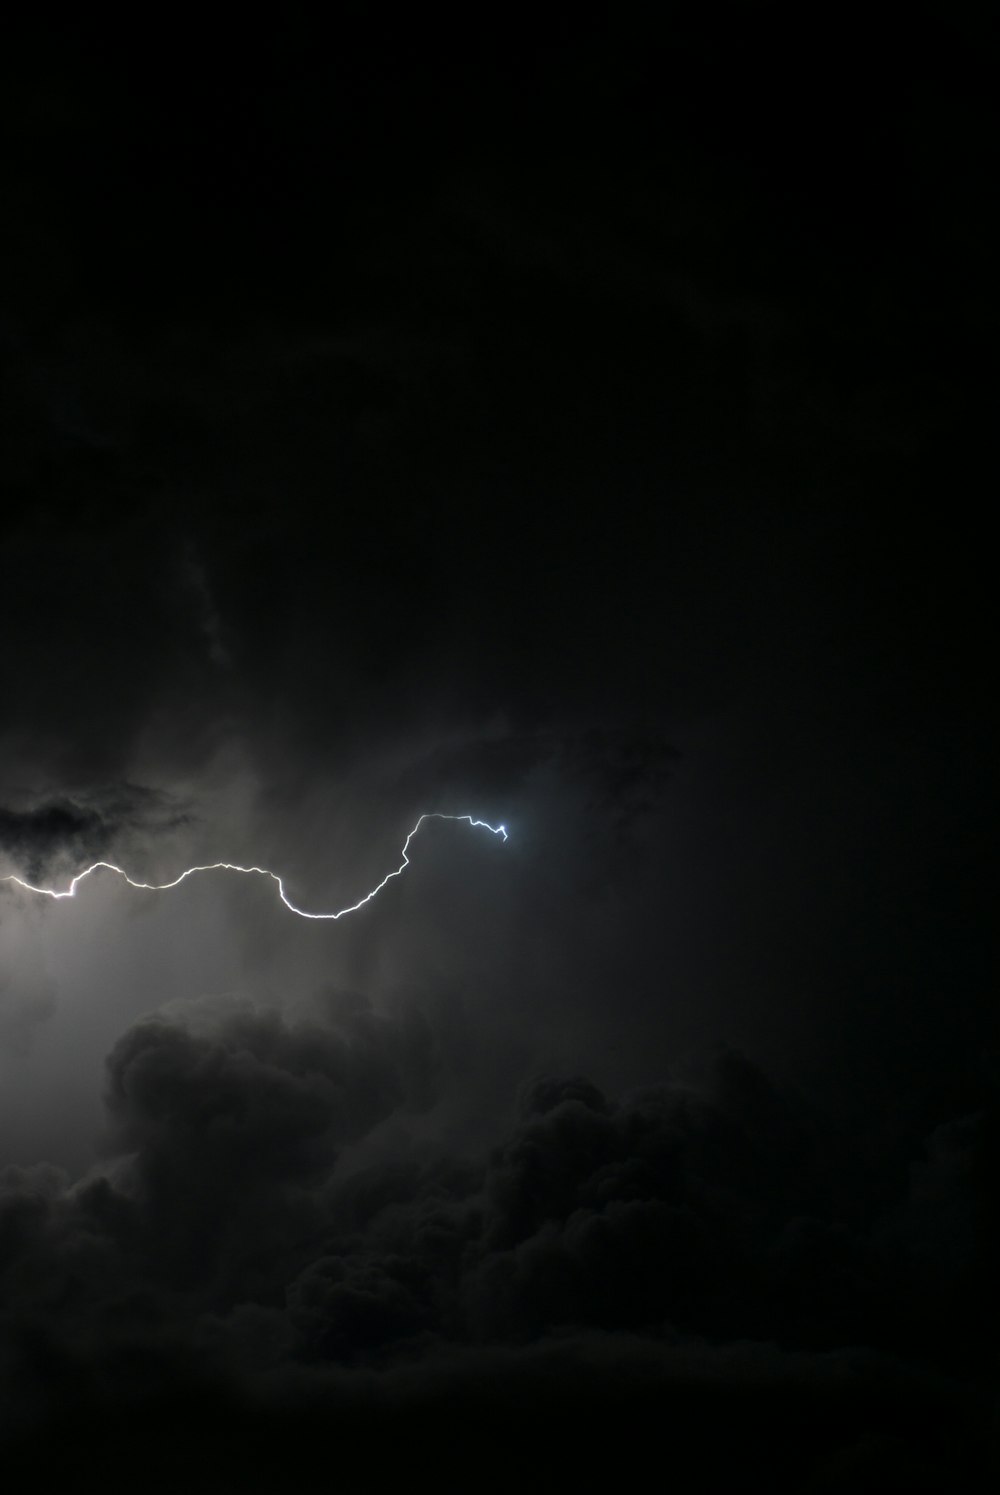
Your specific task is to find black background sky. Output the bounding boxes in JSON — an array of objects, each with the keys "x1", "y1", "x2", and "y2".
[{"x1": 0, "y1": 7, "x2": 995, "y2": 1491}]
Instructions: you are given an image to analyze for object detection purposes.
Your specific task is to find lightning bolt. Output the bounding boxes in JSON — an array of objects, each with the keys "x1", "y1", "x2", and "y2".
[{"x1": 1, "y1": 813, "x2": 508, "y2": 921}]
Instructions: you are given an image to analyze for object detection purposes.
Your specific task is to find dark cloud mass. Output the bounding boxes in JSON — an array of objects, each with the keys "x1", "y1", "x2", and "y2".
[
  {"x1": 0, "y1": 786, "x2": 188, "y2": 881},
  {"x1": 1, "y1": 1000, "x2": 995, "y2": 1489},
  {"x1": 0, "y1": 6, "x2": 995, "y2": 1491}
]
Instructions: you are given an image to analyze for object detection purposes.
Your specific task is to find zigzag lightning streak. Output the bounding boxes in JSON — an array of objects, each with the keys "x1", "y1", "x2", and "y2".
[{"x1": 1, "y1": 813, "x2": 508, "y2": 920}]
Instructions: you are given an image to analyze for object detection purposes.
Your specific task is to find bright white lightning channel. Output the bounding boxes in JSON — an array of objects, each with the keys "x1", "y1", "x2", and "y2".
[{"x1": 1, "y1": 813, "x2": 508, "y2": 921}]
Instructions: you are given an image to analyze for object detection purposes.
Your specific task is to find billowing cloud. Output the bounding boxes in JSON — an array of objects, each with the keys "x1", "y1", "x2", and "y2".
[{"x1": 0, "y1": 1007, "x2": 993, "y2": 1486}]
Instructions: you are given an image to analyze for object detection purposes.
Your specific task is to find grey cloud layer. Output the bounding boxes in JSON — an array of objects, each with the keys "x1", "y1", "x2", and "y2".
[{"x1": 1, "y1": 994, "x2": 994, "y2": 1488}]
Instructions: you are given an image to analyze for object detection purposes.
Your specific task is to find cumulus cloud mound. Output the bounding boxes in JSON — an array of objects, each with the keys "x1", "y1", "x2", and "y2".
[{"x1": 0, "y1": 999, "x2": 994, "y2": 1491}]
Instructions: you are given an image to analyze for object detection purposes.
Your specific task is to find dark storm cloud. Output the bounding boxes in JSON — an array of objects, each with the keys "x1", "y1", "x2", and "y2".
[
  {"x1": 101, "y1": 997, "x2": 437, "y2": 1299},
  {"x1": 0, "y1": 801, "x2": 105, "y2": 880},
  {"x1": 0, "y1": 786, "x2": 188, "y2": 881},
  {"x1": 1, "y1": 1003, "x2": 995, "y2": 1485}
]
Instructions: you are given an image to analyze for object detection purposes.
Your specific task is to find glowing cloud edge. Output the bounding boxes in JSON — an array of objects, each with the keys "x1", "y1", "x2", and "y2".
[{"x1": 1, "y1": 813, "x2": 508, "y2": 921}]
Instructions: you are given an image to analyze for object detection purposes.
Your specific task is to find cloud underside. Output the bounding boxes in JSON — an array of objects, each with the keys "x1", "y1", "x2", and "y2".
[
  {"x1": 0, "y1": 787, "x2": 189, "y2": 882},
  {"x1": 0, "y1": 997, "x2": 992, "y2": 1488}
]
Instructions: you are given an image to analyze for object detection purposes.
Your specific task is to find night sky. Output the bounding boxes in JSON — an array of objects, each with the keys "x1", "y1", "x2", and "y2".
[{"x1": 0, "y1": 9, "x2": 995, "y2": 1491}]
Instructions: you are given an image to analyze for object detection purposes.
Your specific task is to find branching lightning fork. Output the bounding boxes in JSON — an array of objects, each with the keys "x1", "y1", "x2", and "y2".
[{"x1": 1, "y1": 813, "x2": 508, "y2": 920}]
